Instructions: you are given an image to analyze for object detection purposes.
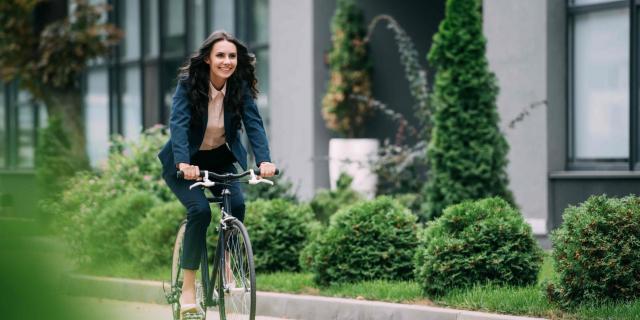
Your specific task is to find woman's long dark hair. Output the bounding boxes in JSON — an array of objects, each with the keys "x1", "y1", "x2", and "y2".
[{"x1": 178, "y1": 31, "x2": 258, "y2": 130}]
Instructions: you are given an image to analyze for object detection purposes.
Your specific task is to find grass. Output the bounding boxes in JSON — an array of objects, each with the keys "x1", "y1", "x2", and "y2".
[
  {"x1": 79, "y1": 254, "x2": 640, "y2": 319},
  {"x1": 76, "y1": 259, "x2": 168, "y2": 282}
]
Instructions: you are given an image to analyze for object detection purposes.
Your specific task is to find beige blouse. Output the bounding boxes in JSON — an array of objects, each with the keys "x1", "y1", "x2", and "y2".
[{"x1": 199, "y1": 81, "x2": 226, "y2": 150}]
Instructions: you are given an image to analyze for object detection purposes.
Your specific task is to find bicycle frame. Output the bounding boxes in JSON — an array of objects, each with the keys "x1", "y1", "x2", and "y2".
[{"x1": 201, "y1": 184, "x2": 235, "y2": 308}]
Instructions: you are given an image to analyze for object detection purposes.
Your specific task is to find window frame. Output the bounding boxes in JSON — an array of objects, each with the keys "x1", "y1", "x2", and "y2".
[{"x1": 567, "y1": 0, "x2": 640, "y2": 170}]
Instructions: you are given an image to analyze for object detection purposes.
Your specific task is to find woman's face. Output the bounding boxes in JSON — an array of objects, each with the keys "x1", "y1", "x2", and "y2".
[{"x1": 206, "y1": 40, "x2": 237, "y2": 82}]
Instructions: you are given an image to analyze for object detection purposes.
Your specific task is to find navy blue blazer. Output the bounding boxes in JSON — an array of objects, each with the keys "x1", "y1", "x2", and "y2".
[{"x1": 158, "y1": 80, "x2": 271, "y2": 174}]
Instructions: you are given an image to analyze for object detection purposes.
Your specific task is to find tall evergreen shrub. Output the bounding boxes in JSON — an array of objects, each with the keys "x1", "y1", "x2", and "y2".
[
  {"x1": 423, "y1": 0, "x2": 513, "y2": 220},
  {"x1": 321, "y1": 0, "x2": 372, "y2": 138}
]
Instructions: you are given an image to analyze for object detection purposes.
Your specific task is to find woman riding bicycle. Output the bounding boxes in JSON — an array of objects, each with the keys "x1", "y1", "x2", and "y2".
[{"x1": 158, "y1": 30, "x2": 276, "y2": 318}]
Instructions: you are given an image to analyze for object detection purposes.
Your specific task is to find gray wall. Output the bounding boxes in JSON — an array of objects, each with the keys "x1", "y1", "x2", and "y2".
[
  {"x1": 270, "y1": 0, "x2": 318, "y2": 199},
  {"x1": 484, "y1": 0, "x2": 549, "y2": 234}
]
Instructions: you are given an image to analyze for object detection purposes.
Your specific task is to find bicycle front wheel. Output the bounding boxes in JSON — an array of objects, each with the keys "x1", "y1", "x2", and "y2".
[
  {"x1": 218, "y1": 219, "x2": 256, "y2": 320},
  {"x1": 171, "y1": 220, "x2": 207, "y2": 320}
]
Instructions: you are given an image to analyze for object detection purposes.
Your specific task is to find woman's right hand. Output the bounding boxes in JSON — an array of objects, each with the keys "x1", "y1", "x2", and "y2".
[{"x1": 178, "y1": 163, "x2": 200, "y2": 180}]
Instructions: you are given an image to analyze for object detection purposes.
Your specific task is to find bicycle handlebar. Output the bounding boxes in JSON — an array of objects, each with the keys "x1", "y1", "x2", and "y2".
[{"x1": 176, "y1": 168, "x2": 280, "y2": 180}]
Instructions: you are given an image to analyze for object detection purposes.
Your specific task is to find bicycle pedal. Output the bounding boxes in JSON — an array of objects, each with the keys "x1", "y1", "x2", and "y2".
[{"x1": 181, "y1": 312, "x2": 204, "y2": 320}]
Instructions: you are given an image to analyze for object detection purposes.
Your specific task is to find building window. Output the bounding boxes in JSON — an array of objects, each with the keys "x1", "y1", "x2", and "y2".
[
  {"x1": 85, "y1": 69, "x2": 110, "y2": 167},
  {"x1": 0, "y1": 82, "x2": 43, "y2": 170},
  {"x1": 568, "y1": 0, "x2": 637, "y2": 169},
  {"x1": 121, "y1": 66, "x2": 143, "y2": 141}
]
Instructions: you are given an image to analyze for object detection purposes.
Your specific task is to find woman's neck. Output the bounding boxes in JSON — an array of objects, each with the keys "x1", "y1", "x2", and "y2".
[{"x1": 210, "y1": 74, "x2": 226, "y2": 91}]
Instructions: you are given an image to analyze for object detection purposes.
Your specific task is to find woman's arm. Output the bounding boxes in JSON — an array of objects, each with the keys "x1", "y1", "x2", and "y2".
[
  {"x1": 169, "y1": 81, "x2": 192, "y2": 168},
  {"x1": 240, "y1": 84, "x2": 272, "y2": 167}
]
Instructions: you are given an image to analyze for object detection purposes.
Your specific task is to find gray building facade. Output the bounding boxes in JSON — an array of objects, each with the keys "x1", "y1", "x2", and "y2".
[{"x1": 3, "y1": 0, "x2": 639, "y2": 236}]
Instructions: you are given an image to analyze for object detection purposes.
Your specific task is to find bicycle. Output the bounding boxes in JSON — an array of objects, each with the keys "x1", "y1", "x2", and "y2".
[{"x1": 165, "y1": 168, "x2": 277, "y2": 320}]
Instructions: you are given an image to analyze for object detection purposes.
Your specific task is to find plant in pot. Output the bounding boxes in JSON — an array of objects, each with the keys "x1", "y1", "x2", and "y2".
[{"x1": 322, "y1": 0, "x2": 377, "y2": 198}]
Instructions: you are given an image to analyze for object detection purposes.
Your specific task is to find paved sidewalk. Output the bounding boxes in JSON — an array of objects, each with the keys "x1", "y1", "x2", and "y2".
[
  {"x1": 71, "y1": 297, "x2": 287, "y2": 320},
  {"x1": 64, "y1": 275, "x2": 547, "y2": 320}
]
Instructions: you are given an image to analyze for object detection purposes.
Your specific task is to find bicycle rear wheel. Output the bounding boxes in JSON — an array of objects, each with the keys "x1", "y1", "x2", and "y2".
[
  {"x1": 170, "y1": 221, "x2": 186, "y2": 320},
  {"x1": 218, "y1": 219, "x2": 256, "y2": 320},
  {"x1": 171, "y1": 220, "x2": 207, "y2": 320}
]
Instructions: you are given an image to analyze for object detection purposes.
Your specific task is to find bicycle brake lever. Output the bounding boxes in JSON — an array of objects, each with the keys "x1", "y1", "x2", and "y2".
[
  {"x1": 248, "y1": 169, "x2": 274, "y2": 185},
  {"x1": 189, "y1": 180, "x2": 215, "y2": 189}
]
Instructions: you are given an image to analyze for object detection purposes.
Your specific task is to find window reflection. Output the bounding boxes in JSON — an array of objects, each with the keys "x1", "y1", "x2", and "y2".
[
  {"x1": 573, "y1": 8, "x2": 629, "y2": 159},
  {"x1": 163, "y1": 0, "x2": 185, "y2": 57},
  {"x1": 17, "y1": 91, "x2": 35, "y2": 168},
  {"x1": 213, "y1": 0, "x2": 235, "y2": 33},
  {"x1": 144, "y1": 0, "x2": 160, "y2": 58},
  {"x1": 85, "y1": 69, "x2": 110, "y2": 167},
  {"x1": 122, "y1": 67, "x2": 142, "y2": 141},
  {"x1": 120, "y1": 0, "x2": 141, "y2": 60}
]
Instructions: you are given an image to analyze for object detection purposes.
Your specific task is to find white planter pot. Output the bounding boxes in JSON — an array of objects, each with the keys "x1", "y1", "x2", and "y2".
[{"x1": 329, "y1": 138, "x2": 379, "y2": 199}]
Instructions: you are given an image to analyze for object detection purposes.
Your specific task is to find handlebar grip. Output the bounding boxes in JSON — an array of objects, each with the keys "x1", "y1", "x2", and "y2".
[
  {"x1": 255, "y1": 168, "x2": 280, "y2": 176},
  {"x1": 176, "y1": 170, "x2": 206, "y2": 179}
]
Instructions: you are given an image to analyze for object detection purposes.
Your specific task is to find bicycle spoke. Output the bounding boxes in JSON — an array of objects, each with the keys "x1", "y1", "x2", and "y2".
[{"x1": 219, "y1": 221, "x2": 255, "y2": 320}]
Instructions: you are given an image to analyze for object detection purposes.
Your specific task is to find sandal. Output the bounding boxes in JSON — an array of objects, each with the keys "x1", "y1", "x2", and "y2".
[{"x1": 179, "y1": 303, "x2": 201, "y2": 320}]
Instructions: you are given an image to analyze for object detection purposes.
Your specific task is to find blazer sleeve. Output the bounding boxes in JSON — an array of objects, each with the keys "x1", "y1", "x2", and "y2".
[
  {"x1": 169, "y1": 81, "x2": 192, "y2": 167},
  {"x1": 241, "y1": 84, "x2": 272, "y2": 166}
]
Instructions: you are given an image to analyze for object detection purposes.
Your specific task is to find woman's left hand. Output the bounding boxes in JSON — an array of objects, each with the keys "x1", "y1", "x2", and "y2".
[{"x1": 259, "y1": 162, "x2": 277, "y2": 177}]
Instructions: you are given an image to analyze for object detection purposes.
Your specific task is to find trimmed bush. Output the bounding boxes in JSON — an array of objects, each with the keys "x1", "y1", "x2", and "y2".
[
  {"x1": 127, "y1": 201, "x2": 184, "y2": 268},
  {"x1": 309, "y1": 173, "x2": 362, "y2": 224},
  {"x1": 244, "y1": 199, "x2": 317, "y2": 272},
  {"x1": 50, "y1": 126, "x2": 173, "y2": 265},
  {"x1": 547, "y1": 195, "x2": 640, "y2": 307},
  {"x1": 88, "y1": 190, "x2": 158, "y2": 262},
  {"x1": 423, "y1": 0, "x2": 513, "y2": 221},
  {"x1": 310, "y1": 196, "x2": 418, "y2": 285},
  {"x1": 414, "y1": 197, "x2": 543, "y2": 297}
]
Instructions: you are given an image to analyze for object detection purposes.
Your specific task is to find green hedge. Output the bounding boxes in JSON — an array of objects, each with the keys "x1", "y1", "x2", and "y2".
[
  {"x1": 547, "y1": 195, "x2": 640, "y2": 307},
  {"x1": 309, "y1": 196, "x2": 418, "y2": 285},
  {"x1": 414, "y1": 197, "x2": 543, "y2": 297},
  {"x1": 244, "y1": 199, "x2": 317, "y2": 272},
  {"x1": 127, "y1": 201, "x2": 184, "y2": 268}
]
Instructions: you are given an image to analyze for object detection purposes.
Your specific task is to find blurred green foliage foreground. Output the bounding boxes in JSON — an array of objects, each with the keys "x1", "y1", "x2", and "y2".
[{"x1": 0, "y1": 219, "x2": 84, "y2": 320}]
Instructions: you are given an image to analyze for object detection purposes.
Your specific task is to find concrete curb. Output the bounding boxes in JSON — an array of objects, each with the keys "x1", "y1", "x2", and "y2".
[{"x1": 64, "y1": 275, "x2": 546, "y2": 320}]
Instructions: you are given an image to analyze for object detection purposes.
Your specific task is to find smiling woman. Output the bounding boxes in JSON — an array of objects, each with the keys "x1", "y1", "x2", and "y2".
[{"x1": 156, "y1": 30, "x2": 276, "y2": 319}]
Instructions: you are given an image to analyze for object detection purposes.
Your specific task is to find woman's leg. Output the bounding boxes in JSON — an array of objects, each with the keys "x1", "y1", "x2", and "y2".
[{"x1": 163, "y1": 171, "x2": 212, "y2": 306}]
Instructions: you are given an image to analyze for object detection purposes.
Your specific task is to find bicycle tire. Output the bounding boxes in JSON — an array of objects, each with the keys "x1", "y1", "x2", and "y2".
[
  {"x1": 170, "y1": 221, "x2": 186, "y2": 320},
  {"x1": 217, "y1": 219, "x2": 256, "y2": 320},
  {"x1": 171, "y1": 220, "x2": 208, "y2": 320}
]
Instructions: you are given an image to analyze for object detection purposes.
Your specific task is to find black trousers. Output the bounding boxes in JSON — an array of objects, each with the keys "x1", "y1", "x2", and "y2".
[{"x1": 162, "y1": 145, "x2": 245, "y2": 270}]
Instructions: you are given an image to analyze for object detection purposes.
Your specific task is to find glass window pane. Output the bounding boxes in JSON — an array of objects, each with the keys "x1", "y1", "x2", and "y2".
[
  {"x1": 120, "y1": 0, "x2": 141, "y2": 60},
  {"x1": 191, "y1": 0, "x2": 206, "y2": 50},
  {"x1": 121, "y1": 66, "x2": 142, "y2": 141},
  {"x1": 574, "y1": 8, "x2": 629, "y2": 159},
  {"x1": 85, "y1": 69, "x2": 110, "y2": 167},
  {"x1": 144, "y1": 0, "x2": 160, "y2": 57},
  {"x1": 213, "y1": 0, "x2": 235, "y2": 33},
  {"x1": 16, "y1": 91, "x2": 35, "y2": 168},
  {"x1": 163, "y1": 0, "x2": 185, "y2": 57},
  {"x1": 0, "y1": 87, "x2": 5, "y2": 168},
  {"x1": 253, "y1": 0, "x2": 268, "y2": 44}
]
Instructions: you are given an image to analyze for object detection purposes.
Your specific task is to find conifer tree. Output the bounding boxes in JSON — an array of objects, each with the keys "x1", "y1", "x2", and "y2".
[
  {"x1": 322, "y1": 0, "x2": 372, "y2": 138},
  {"x1": 423, "y1": 0, "x2": 514, "y2": 220}
]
